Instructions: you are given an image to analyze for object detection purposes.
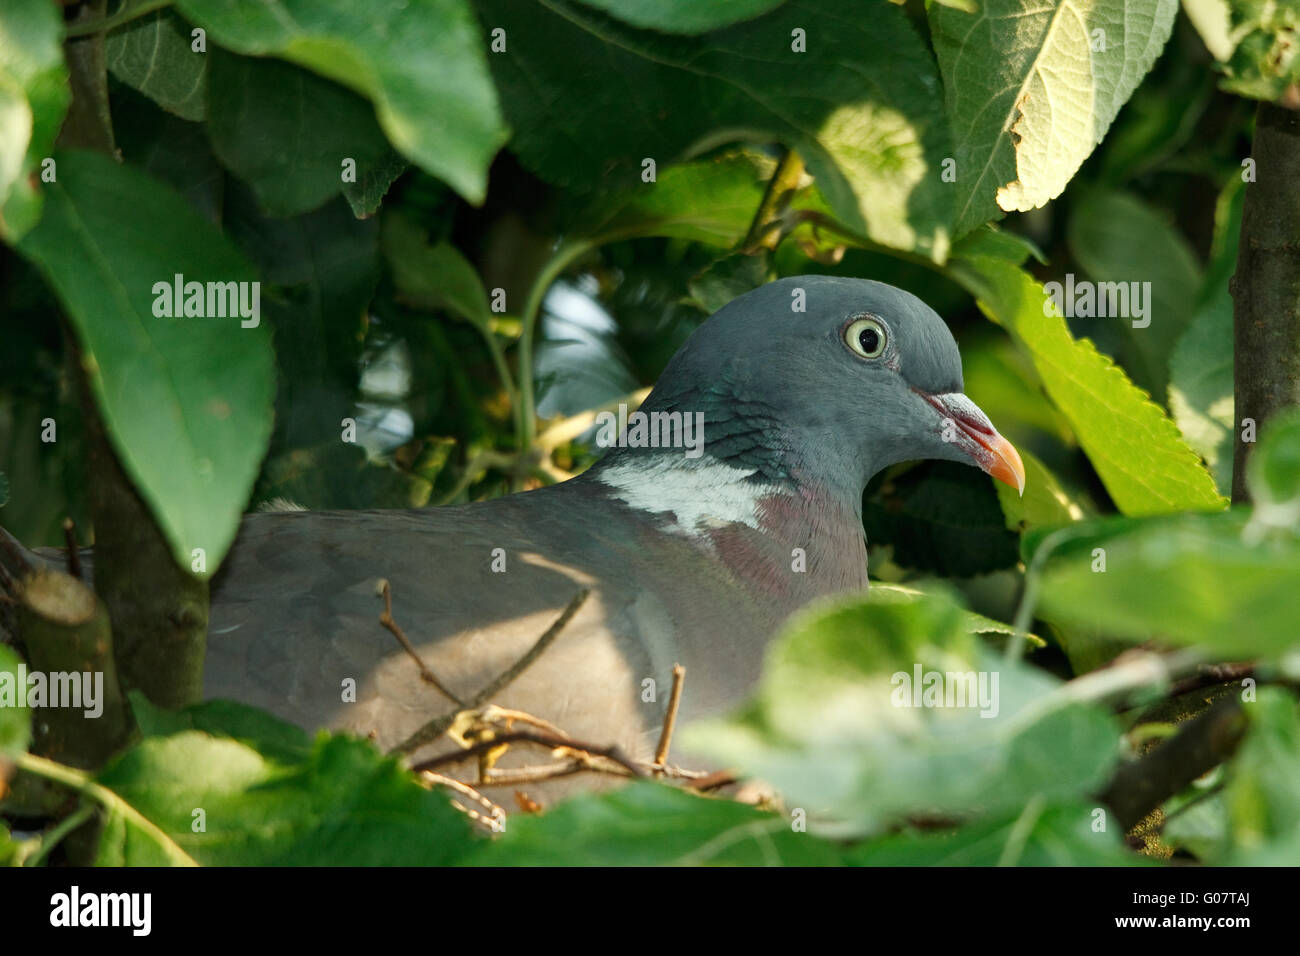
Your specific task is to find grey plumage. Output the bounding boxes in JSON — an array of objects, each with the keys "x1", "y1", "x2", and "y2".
[{"x1": 20, "y1": 277, "x2": 1026, "y2": 801}]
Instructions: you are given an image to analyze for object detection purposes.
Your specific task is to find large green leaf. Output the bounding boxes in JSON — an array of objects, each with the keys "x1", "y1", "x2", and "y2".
[
  {"x1": 465, "y1": 782, "x2": 843, "y2": 866},
  {"x1": 17, "y1": 151, "x2": 275, "y2": 576},
  {"x1": 685, "y1": 591, "x2": 1120, "y2": 835},
  {"x1": 106, "y1": 9, "x2": 208, "y2": 121},
  {"x1": 477, "y1": 0, "x2": 954, "y2": 259},
  {"x1": 0, "y1": 0, "x2": 69, "y2": 241},
  {"x1": 175, "y1": 0, "x2": 506, "y2": 204},
  {"x1": 950, "y1": 253, "x2": 1225, "y2": 515},
  {"x1": 1032, "y1": 409, "x2": 1300, "y2": 659},
  {"x1": 573, "y1": 0, "x2": 787, "y2": 33},
  {"x1": 1067, "y1": 189, "x2": 1202, "y2": 400},
  {"x1": 206, "y1": 50, "x2": 395, "y2": 217},
  {"x1": 849, "y1": 800, "x2": 1145, "y2": 865},
  {"x1": 1223, "y1": 689, "x2": 1300, "y2": 865},
  {"x1": 1035, "y1": 509, "x2": 1300, "y2": 657},
  {"x1": 95, "y1": 730, "x2": 477, "y2": 865},
  {"x1": 930, "y1": 0, "x2": 1179, "y2": 236}
]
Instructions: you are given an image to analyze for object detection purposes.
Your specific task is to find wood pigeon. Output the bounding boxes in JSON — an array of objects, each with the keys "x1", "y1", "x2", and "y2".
[
  {"x1": 10, "y1": 276, "x2": 1024, "y2": 797},
  {"x1": 201, "y1": 276, "x2": 1024, "y2": 786}
]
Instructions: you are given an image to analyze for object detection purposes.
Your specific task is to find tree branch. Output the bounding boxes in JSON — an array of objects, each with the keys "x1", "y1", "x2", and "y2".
[{"x1": 1231, "y1": 102, "x2": 1300, "y2": 501}]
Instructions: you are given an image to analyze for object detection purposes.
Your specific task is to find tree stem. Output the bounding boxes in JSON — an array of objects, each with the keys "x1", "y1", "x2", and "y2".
[{"x1": 1231, "y1": 103, "x2": 1300, "y2": 502}]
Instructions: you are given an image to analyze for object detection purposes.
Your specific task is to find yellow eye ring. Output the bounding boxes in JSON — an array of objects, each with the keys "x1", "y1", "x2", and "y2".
[{"x1": 845, "y1": 317, "x2": 888, "y2": 359}]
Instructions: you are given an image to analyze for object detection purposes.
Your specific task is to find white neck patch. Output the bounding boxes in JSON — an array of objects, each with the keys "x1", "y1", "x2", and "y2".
[{"x1": 595, "y1": 456, "x2": 785, "y2": 538}]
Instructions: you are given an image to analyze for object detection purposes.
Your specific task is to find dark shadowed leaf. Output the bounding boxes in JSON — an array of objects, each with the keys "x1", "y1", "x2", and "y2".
[
  {"x1": 478, "y1": 0, "x2": 953, "y2": 258},
  {"x1": 206, "y1": 51, "x2": 394, "y2": 217},
  {"x1": 176, "y1": 0, "x2": 506, "y2": 203}
]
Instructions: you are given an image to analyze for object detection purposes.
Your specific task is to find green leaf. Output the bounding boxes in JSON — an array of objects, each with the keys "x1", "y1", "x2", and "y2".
[
  {"x1": 130, "y1": 692, "x2": 312, "y2": 764},
  {"x1": 112, "y1": 85, "x2": 225, "y2": 223},
  {"x1": 342, "y1": 151, "x2": 407, "y2": 219},
  {"x1": 687, "y1": 252, "x2": 772, "y2": 315},
  {"x1": 996, "y1": 448, "x2": 1082, "y2": 532},
  {"x1": 0, "y1": 0, "x2": 69, "y2": 241},
  {"x1": 1219, "y1": 0, "x2": 1300, "y2": 101},
  {"x1": 930, "y1": 0, "x2": 1179, "y2": 236},
  {"x1": 1183, "y1": 0, "x2": 1235, "y2": 61},
  {"x1": 106, "y1": 9, "x2": 207, "y2": 121},
  {"x1": 1247, "y1": 407, "x2": 1300, "y2": 516},
  {"x1": 382, "y1": 211, "x2": 492, "y2": 332},
  {"x1": 1168, "y1": 182, "x2": 1242, "y2": 496},
  {"x1": 865, "y1": 460, "x2": 1020, "y2": 577},
  {"x1": 465, "y1": 781, "x2": 843, "y2": 865},
  {"x1": 1035, "y1": 509, "x2": 1300, "y2": 658},
  {"x1": 573, "y1": 0, "x2": 787, "y2": 33},
  {"x1": 0, "y1": 644, "x2": 31, "y2": 759},
  {"x1": 1066, "y1": 189, "x2": 1203, "y2": 399},
  {"x1": 175, "y1": 0, "x2": 506, "y2": 204},
  {"x1": 573, "y1": 150, "x2": 773, "y2": 247},
  {"x1": 866, "y1": 583, "x2": 1046, "y2": 649},
  {"x1": 949, "y1": 254, "x2": 1225, "y2": 515},
  {"x1": 206, "y1": 50, "x2": 394, "y2": 217},
  {"x1": 1223, "y1": 689, "x2": 1300, "y2": 864},
  {"x1": 685, "y1": 591, "x2": 1120, "y2": 834},
  {"x1": 478, "y1": 0, "x2": 953, "y2": 259},
  {"x1": 17, "y1": 150, "x2": 275, "y2": 576},
  {"x1": 849, "y1": 800, "x2": 1145, "y2": 865},
  {"x1": 95, "y1": 731, "x2": 477, "y2": 865}
]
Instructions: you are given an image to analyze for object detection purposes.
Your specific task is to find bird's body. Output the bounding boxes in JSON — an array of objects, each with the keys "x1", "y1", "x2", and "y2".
[
  {"x1": 205, "y1": 460, "x2": 866, "y2": 772},
  {"x1": 8, "y1": 276, "x2": 1024, "y2": 800}
]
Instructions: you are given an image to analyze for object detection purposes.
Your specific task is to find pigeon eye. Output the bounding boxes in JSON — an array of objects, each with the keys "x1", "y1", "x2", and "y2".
[{"x1": 844, "y1": 317, "x2": 887, "y2": 359}]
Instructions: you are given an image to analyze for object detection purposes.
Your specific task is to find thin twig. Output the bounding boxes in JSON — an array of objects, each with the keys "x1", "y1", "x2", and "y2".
[
  {"x1": 410, "y1": 730, "x2": 646, "y2": 779},
  {"x1": 653, "y1": 664, "x2": 686, "y2": 767},
  {"x1": 62, "y1": 518, "x2": 82, "y2": 581},
  {"x1": 472, "y1": 588, "x2": 591, "y2": 706},
  {"x1": 377, "y1": 579, "x2": 464, "y2": 707},
  {"x1": 420, "y1": 771, "x2": 507, "y2": 833},
  {"x1": 389, "y1": 587, "x2": 591, "y2": 755},
  {"x1": 688, "y1": 769, "x2": 741, "y2": 792}
]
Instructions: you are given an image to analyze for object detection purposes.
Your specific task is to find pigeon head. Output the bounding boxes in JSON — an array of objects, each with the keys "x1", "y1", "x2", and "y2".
[{"x1": 595, "y1": 275, "x2": 1024, "y2": 507}]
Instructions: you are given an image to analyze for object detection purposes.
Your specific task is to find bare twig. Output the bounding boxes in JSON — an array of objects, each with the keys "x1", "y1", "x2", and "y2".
[
  {"x1": 1166, "y1": 662, "x2": 1255, "y2": 701},
  {"x1": 410, "y1": 730, "x2": 647, "y2": 779},
  {"x1": 687, "y1": 769, "x2": 741, "y2": 792},
  {"x1": 420, "y1": 770, "x2": 506, "y2": 833},
  {"x1": 653, "y1": 664, "x2": 686, "y2": 767},
  {"x1": 389, "y1": 587, "x2": 591, "y2": 756},
  {"x1": 1100, "y1": 695, "x2": 1247, "y2": 832},
  {"x1": 377, "y1": 579, "x2": 465, "y2": 707},
  {"x1": 62, "y1": 518, "x2": 82, "y2": 581},
  {"x1": 471, "y1": 588, "x2": 591, "y2": 706}
]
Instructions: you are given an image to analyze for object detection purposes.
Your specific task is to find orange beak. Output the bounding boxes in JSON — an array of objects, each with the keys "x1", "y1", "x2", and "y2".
[{"x1": 918, "y1": 391, "x2": 1026, "y2": 496}]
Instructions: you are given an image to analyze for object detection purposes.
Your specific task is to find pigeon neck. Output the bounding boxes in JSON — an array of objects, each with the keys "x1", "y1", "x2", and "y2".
[{"x1": 585, "y1": 448, "x2": 869, "y2": 601}]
